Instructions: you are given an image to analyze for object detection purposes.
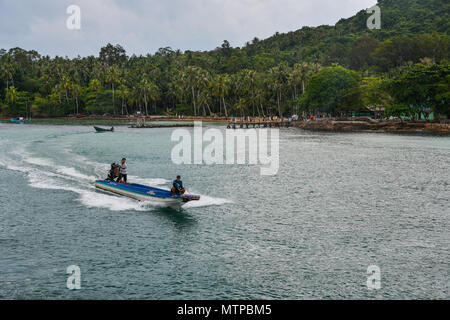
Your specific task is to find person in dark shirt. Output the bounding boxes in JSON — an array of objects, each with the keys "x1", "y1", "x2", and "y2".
[{"x1": 171, "y1": 175, "x2": 185, "y2": 195}]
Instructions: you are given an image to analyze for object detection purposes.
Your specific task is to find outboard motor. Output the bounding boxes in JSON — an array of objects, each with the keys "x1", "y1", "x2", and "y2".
[{"x1": 106, "y1": 163, "x2": 119, "y2": 181}]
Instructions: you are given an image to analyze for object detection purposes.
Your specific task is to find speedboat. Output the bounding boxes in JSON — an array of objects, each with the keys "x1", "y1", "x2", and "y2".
[{"x1": 94, "y1": 180, "x2": 200, "y2": 208}]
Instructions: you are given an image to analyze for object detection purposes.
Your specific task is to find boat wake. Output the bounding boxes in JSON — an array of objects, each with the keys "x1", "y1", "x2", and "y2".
[
  {"x1": 181, "y1": 194, "x2": 232, "y2": 208},
  {"x1": 1, "y1": 148, "x2": 231, "y2": 212}
]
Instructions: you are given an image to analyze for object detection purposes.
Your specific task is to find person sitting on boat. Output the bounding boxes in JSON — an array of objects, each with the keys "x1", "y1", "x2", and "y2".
[
  {"x1": 171, "y1": 175, "x2": 185, "y2": 195},
  {"x1": 107, "y1": 163, "x2": 120, "y2": 181},
  {"x1": 116, "y1": 158, "x2": 128, "y2": 183}
]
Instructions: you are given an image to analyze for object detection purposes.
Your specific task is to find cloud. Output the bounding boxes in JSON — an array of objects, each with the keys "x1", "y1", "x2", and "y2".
[{"x1": 0, "y1": 0, "x2": 377, "y2": 57}]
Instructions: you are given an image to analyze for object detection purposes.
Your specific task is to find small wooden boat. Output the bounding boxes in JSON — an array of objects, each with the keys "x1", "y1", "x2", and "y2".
[
  {"x1": 94, "y1": 126, "x2": 114, "y2": 132},
  {"x1": 95, "y1": 180, "x2": 200, "y2": 208}
]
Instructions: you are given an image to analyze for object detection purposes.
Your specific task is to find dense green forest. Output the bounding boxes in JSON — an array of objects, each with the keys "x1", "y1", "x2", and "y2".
[{"x1": 1, "y1": 0, "x2": 449, "y2": 118}]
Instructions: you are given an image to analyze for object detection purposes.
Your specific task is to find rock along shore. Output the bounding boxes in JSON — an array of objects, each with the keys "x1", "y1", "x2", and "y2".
[{"x1": 293, "y1": 119, "x2": 450, "y2": 134}]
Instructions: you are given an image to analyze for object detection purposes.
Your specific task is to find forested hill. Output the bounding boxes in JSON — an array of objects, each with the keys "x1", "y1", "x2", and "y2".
[
  {"x1": 245, "y1": 0, "x2": 449, "y2": 53},
  {"x1": 0, "y1": 0, "x2": 449, "y2": 118},
  {"x1": 220, "y1": 0, "x2": 450, "y2": 68}
]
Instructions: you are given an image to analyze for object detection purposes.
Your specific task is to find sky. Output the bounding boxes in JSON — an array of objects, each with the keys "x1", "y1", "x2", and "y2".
[{"x1": 0, "y1": 0, "x2": 378, "y2": 57}]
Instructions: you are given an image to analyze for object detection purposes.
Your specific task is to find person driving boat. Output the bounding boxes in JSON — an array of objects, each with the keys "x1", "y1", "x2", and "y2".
[{"x1": 171, "y1": 175, "x2": 185, "y2": 195}]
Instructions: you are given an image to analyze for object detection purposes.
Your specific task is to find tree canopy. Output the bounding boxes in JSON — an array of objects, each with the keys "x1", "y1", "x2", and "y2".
[
  {"x1": 299, "y1": 66, "x2": 362, "y2": 114},
  {"x1": 0, "y1": 0, "x2": 448, "y2": 118}
]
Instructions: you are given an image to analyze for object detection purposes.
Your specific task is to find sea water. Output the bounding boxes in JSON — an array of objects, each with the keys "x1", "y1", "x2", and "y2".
[{"x1": 0, "y1": 123, "x2": 448, "y2": 299}]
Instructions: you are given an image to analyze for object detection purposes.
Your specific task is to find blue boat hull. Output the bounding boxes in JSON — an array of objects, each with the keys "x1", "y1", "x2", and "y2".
[{"x1": 94, "y1": 180, "x2": 200, "y2": 207}]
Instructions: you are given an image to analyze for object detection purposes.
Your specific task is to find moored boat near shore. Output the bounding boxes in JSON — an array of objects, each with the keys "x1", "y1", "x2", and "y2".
[
  {"x1": 94, "y1": 126, "x2": 114, "y2": 132},
  {"x1": 10, "y1": 117, "x2": 30, "y2": 123}
]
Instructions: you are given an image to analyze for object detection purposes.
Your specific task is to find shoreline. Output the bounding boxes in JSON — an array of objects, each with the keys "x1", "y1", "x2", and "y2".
[
  {"x1": 1, "y1": 116, "x2": 450, "y2": 134},
  {"x1": 293, "y1": 119, "x2": 450, "y2": 135},
  {"x1": 0, "y1": 116, "x2": 228, "y2": 126}
]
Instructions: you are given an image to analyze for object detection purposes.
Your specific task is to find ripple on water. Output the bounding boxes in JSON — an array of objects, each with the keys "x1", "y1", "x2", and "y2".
[{"x1": 0, "y1": 124, "x2": 449, "y2": 299}]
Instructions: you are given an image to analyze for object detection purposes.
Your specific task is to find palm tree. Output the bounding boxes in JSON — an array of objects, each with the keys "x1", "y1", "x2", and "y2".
[
  {"x1": 72, "y1": 84, "x2": 81, "y2": 114},
  {"x1": 196, "y1": 69, "x2": 211, "y2": 116},
  {"x1": 139, "y1": 78, "x2": 160, "y2": 115},
  {"x1": 118, "y1": 84, "x2": 129, "y2": 115},
  {"x1": 61, "y1": 75, "x2": 72, "y2": 104},
  {"x1": 290, "y1": 64, "x2": 302, "y2": 99},
  {"x1": 127, "y1": 86, "x2": 140, "y2": 115},
  {"x1": 244, "y1": 70, "x2": 259, "y2": 116},
  {"x1": 182, "y1": 66, "x2": 201, "y2": 116},
  {"x1": 1, "y1": 62, "x2": 15, "y2": 89},
  {"x1": 139, "y1": 78, "x2": 151, "y2": 116},
  {"x1": 231, "y1": 72, "x2": 250, "y2": 117},
  {"x1": 269, "y1": 65, "x2": 288, "y2": 117},
  {"x1": 49, "y1": 90, "x2": 60, "y2": 115},
  {"x1": 235, "y1": 98, "x2": 246, "y2": 118},
  {"x1": 254, "y1": 87, "x2": 266, "y2": 117},
  {"x1": 197, "y1": 89, "x2": 213, "y2": 116},
  {"x1": 290, "y1": 63, "x2": 309, "y2": 115},
  {"x1": 147, "y1": 81, "x2": 161, "y2": 114},
  {"x1": 1, "y1": 53, "x2": 18, "y2": 89},
  {"x1": 212, "y1": 74, "x2": 230, "y2": 117},
  {"x1": 89, "y1": 79, "x2": 102, "y2": 109},
  {"x1": 5, "y1": 86, "x2": 18, "y2": 105},
  {"x1": 296, "y1": 62, "x2": 310, "y2": 95},
  {"x1": 167, "y1": 81, "x2": 180, "y2": 111},
  {"x1": 105, "y1": 65, "x2": 120, "y2": 114},
  {"x1": 310, "y1": 62, "x2": 322, "y2": 75},
  {"x1": 168, "y1": 69, "x2": 185, "y2": 111}
]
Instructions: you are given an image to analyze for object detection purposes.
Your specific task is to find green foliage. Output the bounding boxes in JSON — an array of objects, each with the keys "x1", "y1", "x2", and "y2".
[
  {"x1": 5, "y1": 86, "x2": 18, "y2": 105},
  {"x1": 31, "y1": 95, "x2": 52, "y2": 116},
  {"x1": 388, "y1": 63, "x2": 450, "y2": 116},
  {"x1": 370, "y1": 33, "x2": 449, "y2": 72},
  {"x1": 83, "y1": 89, "x2": 114, "y2": 114},
  {"x1": 0, "y1": 0, "x2": 448, "y2": 118},
  {"x1": 360, "y1": 77, "x2": 393, "y2": 109},
  {"x1": 242, "y1": 0, "x2": 449, "y2": 68},
  {"x1": 300, "y1": 66, "x2": 362, "y2": 114},
  {"x1": 349, "y1": 35, "x2": 380, "y2": 71},
  {"x1": 99, "y1": 43, "x2": 127, "y2": 66}
]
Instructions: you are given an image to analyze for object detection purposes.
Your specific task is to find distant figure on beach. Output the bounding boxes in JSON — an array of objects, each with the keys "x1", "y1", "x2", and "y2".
[
  {"x1": 116, "y1": 158, "x2": 128, "y2": 183},
  {"x1": 171, "y1": 175, "x2": 185, "y2": 195}
]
